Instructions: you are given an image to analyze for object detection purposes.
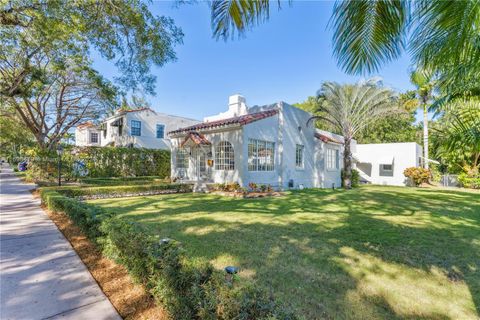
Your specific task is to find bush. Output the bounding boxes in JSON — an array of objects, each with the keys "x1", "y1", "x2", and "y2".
[
  {"x1": 24, "y1": 146, "x2": 171, "y2": 182},
  {"x1": 341, "y1": 169, "x2": 360, "y2": 188},
  {"x1": 458, "y1": 172, "x2": 480, "y2": 189},
  {"x1": 40, "y1": 187, "x2": 297, "y2": 320},
  {"x1": 403, "y1": 167, "x2": 431, "y2": 186}
]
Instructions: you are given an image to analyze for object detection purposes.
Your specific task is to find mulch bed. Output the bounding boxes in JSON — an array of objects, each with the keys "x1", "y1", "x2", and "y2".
[{"x1": 31, "y1": 190, "x2": 168, "y2": 320}]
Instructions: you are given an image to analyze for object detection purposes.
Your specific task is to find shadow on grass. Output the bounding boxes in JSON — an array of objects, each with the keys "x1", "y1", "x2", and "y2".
[{"x1": 93, "y1": 186, "x2": 480, "y2": 319}]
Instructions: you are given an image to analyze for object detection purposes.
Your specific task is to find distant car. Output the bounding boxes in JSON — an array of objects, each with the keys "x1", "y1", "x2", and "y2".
[{"x1": 18, "y1": 161, "x2": 28, "y2": 171}]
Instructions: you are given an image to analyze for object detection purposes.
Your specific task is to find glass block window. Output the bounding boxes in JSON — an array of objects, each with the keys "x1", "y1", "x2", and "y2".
[
  {"x1": 326, "y1": 148, "x2": 339, "y2": 170},
  {"x1": 215, "y1": 141, "x2": 234, "y2": 170},
  {"x1": 90, "y1": 132, "x2": 98, "y2": 143},
  {"x1": 131, "y1": 120, "x2": 141, "y2": 136},
  {"x1": 248, "y1": 139, "x2": 275, "y2": 171},
  {"x1": 156, "y1": 124, "x2": 165, "y2": 138},
  {"x1": 295, "y1": 144, "x2": 304, "y2": 169},
  {"x1": 176, "y1": 148, "x2": 189, "y2": 169}
]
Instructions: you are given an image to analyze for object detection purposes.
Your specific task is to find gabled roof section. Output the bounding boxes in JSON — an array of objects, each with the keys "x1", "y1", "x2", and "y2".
[
  {"x1": 169, "y1": 109, "x2": 278, "y2": 135},
  {"x1": 314, "y1": 132, "x2": 344, "y2": 144},
  {"x1": 181, "y1": 132, "x2": 211, "y2": 147}
]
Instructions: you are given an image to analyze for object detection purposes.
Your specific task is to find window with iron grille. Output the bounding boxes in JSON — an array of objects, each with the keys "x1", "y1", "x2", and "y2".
[
  {"x1": 248, "y1": 139, "x2": 275, "y2": 171},
  {"x1": 326, "y1": 148, "x2": 339, "y2": 170},
  {"x1": 90, "y1": 132, "x2": 98, "y2": 143},
  {"x1": 215, "y1": 141, "x2": 234, "y2": 170},
  {"x1": 176, "y1": 148, "x2": 189, "y2": 169},
  {"x1": 295, "y1": 144, "x2": 304, "y2": 169},
  {"x1": 131, "y1": 120, "x2": 141, "y2": 136},
  {"x1": 156, "y1": 124, "x2": 165, "y2": 138}
]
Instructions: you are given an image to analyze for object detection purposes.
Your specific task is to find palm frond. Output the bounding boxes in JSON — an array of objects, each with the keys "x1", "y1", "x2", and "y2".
[
  {"x1": 211, "y1": 0, "x2": 272, "y2": 40},
  {"x1": 410, "y1": 0, "x2": 480, "y2": 89},
  {"x1": 330, "y1": 0, "x2": 409, "y2": 74}
]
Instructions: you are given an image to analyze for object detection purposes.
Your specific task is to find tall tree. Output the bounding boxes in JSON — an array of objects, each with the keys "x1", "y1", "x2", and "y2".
[
  {"x1": 0, "y1": 0, "x2": 183, "y2": 97},
  {"x1": 310, "y1": 79, "x2": 398, "y2": 189},
  {"x1": 410, "y1": 69, "x2": 435, "y2": 169},
  {"x1": 2, "y1": 62, "x2": 116, "y2": 150}
]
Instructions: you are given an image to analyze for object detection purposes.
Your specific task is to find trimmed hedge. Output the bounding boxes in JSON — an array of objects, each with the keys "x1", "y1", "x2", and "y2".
[
  {"x1": 40, "y1": 186, "x2": 297, "y2": 320},
  {"x1": 57, "y1": 183, "x2": 192, "y2": 199},
  {"x1": 79, "y1": 176, "x2": 167, "y2": 186}
]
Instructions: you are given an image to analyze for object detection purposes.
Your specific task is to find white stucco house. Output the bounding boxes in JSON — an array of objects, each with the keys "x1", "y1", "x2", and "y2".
[
  {"x1": 75, "y1": 108, "x2": 199, "y2": 149},
  {"x1": 355, "y1": 142, "x2": 423, "y2": 186},
  {"x1": 168, "y1": 95, "x2": 354, "y2": 190}
]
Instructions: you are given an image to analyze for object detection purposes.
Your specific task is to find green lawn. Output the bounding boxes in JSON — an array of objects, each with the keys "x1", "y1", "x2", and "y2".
[{"x1": 89, "y1": 185, "x2": 480, "y2": 319}]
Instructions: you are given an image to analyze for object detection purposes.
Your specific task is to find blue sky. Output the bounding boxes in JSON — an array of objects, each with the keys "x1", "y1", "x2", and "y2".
[{"x1": 93, "y1": 1, "x2": 415, "y2": 121}]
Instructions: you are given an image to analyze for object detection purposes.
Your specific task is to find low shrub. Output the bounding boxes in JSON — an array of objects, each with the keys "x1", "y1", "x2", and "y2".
[
  {"x1": 341, "y1": 169, "x2": 360, "y2": 188},
  {"x1": 40, "y1": 187, "x2": 297, "y2": 320},
  {"x1": 59, "y1": 183, "x2": 192, "y2": 199},
  {"x1": 80, "y1": 176, "x2": 168, "y2": 186},
  {"x1": 403, "y1": 167, "x2": 431, "y2": 186},
  {"x1": 210, "y1": 183, "x2": 241, "y2": 193},
  {"x1": 458, "y1": 172, "x2": 480, "y2": 189}
]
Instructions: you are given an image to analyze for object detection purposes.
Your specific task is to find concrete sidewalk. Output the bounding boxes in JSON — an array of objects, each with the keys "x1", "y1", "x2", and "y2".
[{"x1": 0, "y1": 166, "x2": 121, "y2": 320}]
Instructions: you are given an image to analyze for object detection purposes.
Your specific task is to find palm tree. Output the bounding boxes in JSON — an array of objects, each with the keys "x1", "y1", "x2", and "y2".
[
  {"x1": 410, "y1": 69, "x2": 435, "y2": 169},
  {"x1": 210, "y1": 1, "x2": 479, "y2": 92},
  {"x1": 437, "y1": 99, "x2": 480, "y2": 171},
  {"x1": 310, "y1": 79, "x2": 398, "y2": 189}
]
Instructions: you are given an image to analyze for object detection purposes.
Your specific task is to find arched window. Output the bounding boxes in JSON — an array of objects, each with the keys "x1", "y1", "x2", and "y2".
[{"x1": 215, "y1": 141, "x2": 234, "y2": 170}]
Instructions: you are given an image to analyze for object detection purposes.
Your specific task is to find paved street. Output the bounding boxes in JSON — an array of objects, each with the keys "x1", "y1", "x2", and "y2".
[{"x1": 0, "y1": 166, "x2": 121, "y2": 320}]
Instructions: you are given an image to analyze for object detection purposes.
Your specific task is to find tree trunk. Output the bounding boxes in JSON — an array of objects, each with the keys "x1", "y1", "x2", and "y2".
[
  {"x1": 423, "y1": 103, "x2": 429, "y2": 169},
  {"x1": 343, "y1": 137, "x2": 352, "y2": 189}
]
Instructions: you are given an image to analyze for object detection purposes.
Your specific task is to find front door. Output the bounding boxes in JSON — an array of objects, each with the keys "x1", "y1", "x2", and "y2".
[{"x1": 193, "y1": 147, "x2": 209, "y2": 181}]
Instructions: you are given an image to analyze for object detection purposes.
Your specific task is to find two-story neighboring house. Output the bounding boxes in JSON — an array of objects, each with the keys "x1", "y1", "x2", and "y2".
[
  {"x1": 168, "y1": 95, "x2": 355, "y2": 190},
  {"x1": 74, "y1": 122, "x2": 102, "y2": 147},
  {"x1": 75, "y1": 108, "x2": 200, "y2": 150}
]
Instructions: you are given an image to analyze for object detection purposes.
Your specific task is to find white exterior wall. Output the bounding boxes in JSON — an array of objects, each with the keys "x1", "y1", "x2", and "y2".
[
  {"x1": 170, "y1": 102, "x2": 346, "y2": 190},
  {"x1": 355, "y1": 142, "x2": 422, "y2": 186},
  {"x1": 75, "y1": 127, "x2": 101, "y2": 147},
  {"x1": 101, "y1": 110, "x2": 199, "y2": 149}
]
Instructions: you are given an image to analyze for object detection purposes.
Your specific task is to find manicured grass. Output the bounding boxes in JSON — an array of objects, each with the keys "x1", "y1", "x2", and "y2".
[{"x1": 89, "y1": 185, "x2": 480, "y2": 319}]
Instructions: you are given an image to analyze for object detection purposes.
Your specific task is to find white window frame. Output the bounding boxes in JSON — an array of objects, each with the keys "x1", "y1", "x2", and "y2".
[
  {"x1": 156, "y1": 124, "x2": 165, "y2": 139},
  {"x1": 130, "y1": 120, "x2": 141, "y2": 136},
  {"x1": 90, "y1": 132, "x2": 98, "y2": 144},
  {"x1": 176, "y1": 148, "x2": 189, "y2": 169},
  {"x1": 215, "y1": 141, "x2": 235, "y2": 170},
  {"x1": 326, "y1": 147, "x2": 340, "y2": 171},
  {"x1": 248, "y1": 139, "x2": 275, "y2": 171},
  {"x1": 295, "y1": 144, "x2": 304, "y2": 169}
]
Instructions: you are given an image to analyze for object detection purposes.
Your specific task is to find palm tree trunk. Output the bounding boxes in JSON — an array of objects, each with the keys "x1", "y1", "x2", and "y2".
[
  {"x1": 343, "y1": 137, "x2": 352, "y2": 189},
  {"x1": 423, "y1": 103, "x2": 429, "y2": 169}
]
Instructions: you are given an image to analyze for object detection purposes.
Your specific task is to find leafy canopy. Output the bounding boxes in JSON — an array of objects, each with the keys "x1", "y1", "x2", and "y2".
[{"x1": 0, "y1": 0, "x2": 183, "y2": 96}]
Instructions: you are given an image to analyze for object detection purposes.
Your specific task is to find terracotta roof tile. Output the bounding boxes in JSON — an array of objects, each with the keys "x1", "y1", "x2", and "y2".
[
  {"x1": 181, "y1": 132, "x2": 211, "y2": 147},
  {"x1": 314, "y1": 132, "x2": 343, "y2": 144},
  {"x1": 169, "y1": 109, "x2": 278, "y2": 135}
]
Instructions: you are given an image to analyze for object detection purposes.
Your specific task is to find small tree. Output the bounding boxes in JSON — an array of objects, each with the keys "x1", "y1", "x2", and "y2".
[{"x1": 310, "y1": 79, "x2": 399, "y2": 189}]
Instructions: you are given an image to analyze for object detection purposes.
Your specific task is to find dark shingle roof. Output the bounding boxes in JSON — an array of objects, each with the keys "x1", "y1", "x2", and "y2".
[{"x1": 168, "y1": 109, "x2": 278, "y2": 135}]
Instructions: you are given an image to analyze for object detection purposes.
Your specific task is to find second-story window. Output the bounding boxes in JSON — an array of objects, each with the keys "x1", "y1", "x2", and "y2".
[
  {"x1": 90, "y1": 132, "x2": 98, "y2": 143},
  {"x1": 295, "y1": 144, "x2": 304, "y2": 169},
  {"x1": 131, "y1": 120, "x2": 141, "y2": 136},
  {"x1": 156, "y1": 124, "x2": 165, "y2": 138}
]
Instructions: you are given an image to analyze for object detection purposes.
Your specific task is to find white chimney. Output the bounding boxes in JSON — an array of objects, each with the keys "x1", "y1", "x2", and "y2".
[
  {"x1": 228, "y1": 94, "x2": 248, "y2": 117},
  {"x1": 203, "y1": 94, "x2": 249, "y2": 122}
]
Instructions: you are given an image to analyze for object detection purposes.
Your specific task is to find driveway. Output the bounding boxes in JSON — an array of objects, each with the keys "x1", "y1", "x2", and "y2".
[{"x1": 0, "y1": 166, "x2": 121, "y2": 320}]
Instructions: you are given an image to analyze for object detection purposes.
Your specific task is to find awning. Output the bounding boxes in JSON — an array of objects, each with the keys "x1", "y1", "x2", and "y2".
[
  {"x1": 110, "y1": 118, "x2": 123, "y2": 127},
  {"x1": 421, "y1": 156, "x2": 440, "y2": 164},
  {"x1": 378, "y1": 156, "x2": 394, "y2": 164}
]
